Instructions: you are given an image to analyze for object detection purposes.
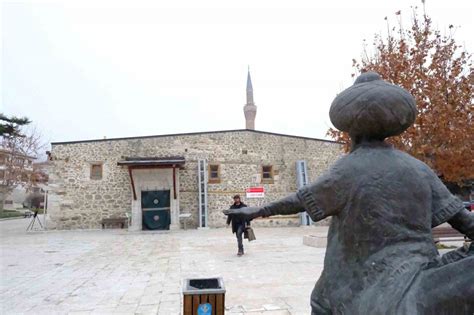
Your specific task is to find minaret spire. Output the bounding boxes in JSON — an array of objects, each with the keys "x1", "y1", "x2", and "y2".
[
  {"x1": 246, "y1": 67, "x2": 254, "y2": 104},
  {"x1": 244, "y1": 67, "x2": 257, "y2": 130}
]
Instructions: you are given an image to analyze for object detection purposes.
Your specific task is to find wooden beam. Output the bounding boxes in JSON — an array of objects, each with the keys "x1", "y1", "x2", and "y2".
[
  {"x1": 172, "y1": 165, "x2": 177, "y2": 200},
  {"x1": 128, "y1": 167, "x2": 137, "y2": 200},
  {"x1": 118, "y1": 164, "x2": 185, "y2": 170}
]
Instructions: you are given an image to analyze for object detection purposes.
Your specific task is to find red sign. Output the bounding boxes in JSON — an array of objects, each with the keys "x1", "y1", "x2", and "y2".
[{"x1": 246, "y1": 187, "x2": 265, "y2": 198}]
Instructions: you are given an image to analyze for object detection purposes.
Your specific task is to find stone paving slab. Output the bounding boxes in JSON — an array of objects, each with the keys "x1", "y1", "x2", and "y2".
[{"x1": 0, "y1": 218, "x2": 327, "y2": 314}]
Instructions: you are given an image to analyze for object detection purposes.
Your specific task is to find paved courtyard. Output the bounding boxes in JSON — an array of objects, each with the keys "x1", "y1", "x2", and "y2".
[{"x1": 0, "y1": 218, "x2": 327, "y2": 315}]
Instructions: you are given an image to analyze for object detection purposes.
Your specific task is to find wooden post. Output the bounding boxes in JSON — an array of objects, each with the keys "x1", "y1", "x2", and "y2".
[
  {"x1": 216, "y1": 293, "x2": 224, "y2": 314},
  {"x1": 128, "y1": 167, "x2": 137, "y2": 200},
  {"x1": 173, "y1": 165, "x2": 177, "y2": 200},
  {"x1": 183, "y1": 295, "x2": 192, "y2": 314},
  {"x1": 192, "y1": 295, "x2": 200, "y2": 313},
  {"x1": 208, "y1": 295, "x2": 216, "y2": 313}
]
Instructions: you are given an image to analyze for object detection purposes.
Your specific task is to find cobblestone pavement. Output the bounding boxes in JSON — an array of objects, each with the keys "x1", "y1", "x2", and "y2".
[{"x1": 0, "y1": 218, "x2": 327, "y2": 314}]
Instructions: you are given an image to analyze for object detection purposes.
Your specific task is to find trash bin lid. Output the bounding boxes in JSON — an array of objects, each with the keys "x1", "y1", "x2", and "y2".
[{"x1": 182, "y1": 277, "x2": 226, "y2": 295}]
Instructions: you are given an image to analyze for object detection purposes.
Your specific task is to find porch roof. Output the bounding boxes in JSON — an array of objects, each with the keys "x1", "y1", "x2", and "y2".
[
  {"x1": 118, "y1": 156, "x2": 185, "y2": 201},
  {"x1": 117, "y1": 156, "x2": 185, "y2": 168}
]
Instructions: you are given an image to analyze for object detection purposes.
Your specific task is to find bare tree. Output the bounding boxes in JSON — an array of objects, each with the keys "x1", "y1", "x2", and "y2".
[{"x1": 0, "y1": 126, "x2": 47, "y2": 210}]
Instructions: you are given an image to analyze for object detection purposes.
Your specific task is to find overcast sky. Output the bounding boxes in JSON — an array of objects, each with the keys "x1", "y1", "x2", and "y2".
[{"x1": 1, "y1": 0, "x2": 473, "y2": 145}]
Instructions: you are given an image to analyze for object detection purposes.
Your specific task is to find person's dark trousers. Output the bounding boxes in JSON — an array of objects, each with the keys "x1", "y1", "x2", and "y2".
[{"x1": 236, "y1": 224, "x2": 245, "y2": 254}]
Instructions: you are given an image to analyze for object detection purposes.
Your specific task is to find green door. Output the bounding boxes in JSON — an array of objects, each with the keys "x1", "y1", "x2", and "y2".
[{"x1": 141, "y1": 190, "x2": 171, "y2": 230}]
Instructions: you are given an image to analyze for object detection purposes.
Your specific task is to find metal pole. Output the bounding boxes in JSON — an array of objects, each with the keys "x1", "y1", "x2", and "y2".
[
  {"x1": 197, "y1": 159, "x2": 208, "y2": 228},
  {"x1": 296, "y1": 160, "x2": 312, "y2": 226}
]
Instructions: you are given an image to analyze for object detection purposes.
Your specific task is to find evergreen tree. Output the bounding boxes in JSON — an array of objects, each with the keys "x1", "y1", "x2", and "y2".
[{"x1": 0, "y1": 113, "x2": 31, "y2": 137}]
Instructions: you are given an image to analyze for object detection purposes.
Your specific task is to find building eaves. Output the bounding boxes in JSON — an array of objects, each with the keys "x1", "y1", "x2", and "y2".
[{"x1": 51, "y1": 129, "x2": 342, "y2": 146}]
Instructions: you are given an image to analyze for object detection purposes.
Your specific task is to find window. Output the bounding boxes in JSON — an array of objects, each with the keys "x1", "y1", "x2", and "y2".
[
  {"x1": 15, "y1": 158, "x2": 24, "y2": 166},
  {"x1": 90, "y1": 163, "x2": 103, "y2": 180},
  {"x1": 261, "y1": 165, "x2": 274, "y2": 183},
  {"x1": 208, "y1": 164, "x2": 220, "y2": 183}
]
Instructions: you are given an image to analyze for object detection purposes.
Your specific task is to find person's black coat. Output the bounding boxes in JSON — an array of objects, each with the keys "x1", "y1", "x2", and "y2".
[{"x1": 227, "y1": 202, "x2": 251, "y2": 233}]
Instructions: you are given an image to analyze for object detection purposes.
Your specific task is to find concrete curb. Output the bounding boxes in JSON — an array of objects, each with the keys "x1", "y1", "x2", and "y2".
[
  {"x1": 303, "y1": 234, "x2": 327, "y2": 248},
  {"x1": 0, "y1": 216, "x2": 27, "y2": 221}
]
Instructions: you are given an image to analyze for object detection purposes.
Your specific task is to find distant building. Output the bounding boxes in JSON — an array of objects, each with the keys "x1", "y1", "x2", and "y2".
[
  {"x1": 0, "y1": 148, "x2": 36, "y2": 210},
  {"x1": 47, "y1": 70, "x2": 343, "y2": 230}
]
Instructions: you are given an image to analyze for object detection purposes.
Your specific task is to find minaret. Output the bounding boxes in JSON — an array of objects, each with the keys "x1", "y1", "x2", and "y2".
[{"x1": 243, "y1": 67, "x2": 257, "y2": 130}]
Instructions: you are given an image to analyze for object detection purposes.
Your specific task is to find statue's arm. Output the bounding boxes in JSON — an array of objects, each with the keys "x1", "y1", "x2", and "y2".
[
  {"x1": 427, "y1": 165, "x2": 469, "y2": 228},
  {"x1": 223, "y1": 193, "x2": 305, "y2": 220},
  {"x1": 223, "y1": 181, "x2": 342, "y2": 222},
  {"x1": 259, "y1": 193, "x2": 306, "y2": 217},
  {"x1": 223, "y1": 162, "x2": 346, "y2": 222},
  {"x1": 447, "y1": 209, "x2": 474, "y2": 240}
]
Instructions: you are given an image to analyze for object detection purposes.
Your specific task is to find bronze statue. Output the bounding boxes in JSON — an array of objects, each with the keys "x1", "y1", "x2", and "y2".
[{"x1": 224, "y1": 72, "x2": 474, "y2": 314}]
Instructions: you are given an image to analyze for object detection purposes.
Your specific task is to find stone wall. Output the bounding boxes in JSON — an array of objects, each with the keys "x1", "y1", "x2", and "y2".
[{"x1": 47, "y1": 130, "x2": 342, "y2": 229}]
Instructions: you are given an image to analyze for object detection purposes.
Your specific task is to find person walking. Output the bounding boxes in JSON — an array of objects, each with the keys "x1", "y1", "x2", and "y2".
[{"x1": 227, "y1": 195, "x2": 250, "y2": 256}]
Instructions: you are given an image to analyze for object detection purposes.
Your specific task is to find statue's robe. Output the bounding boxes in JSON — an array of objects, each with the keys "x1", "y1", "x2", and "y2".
[{"x1": 297, "y1": 143, "x2": 474, "y2": 315}]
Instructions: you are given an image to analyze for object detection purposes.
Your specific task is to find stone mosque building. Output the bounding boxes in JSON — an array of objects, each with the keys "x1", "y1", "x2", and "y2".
[{"x1": 46, "y1": 70, "x2": 342, "y2": 230}]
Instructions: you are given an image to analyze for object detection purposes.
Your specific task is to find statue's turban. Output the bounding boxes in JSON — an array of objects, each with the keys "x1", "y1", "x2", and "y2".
[{"x1": 329, "y1": 72, "x2": 417, "y2": 139}]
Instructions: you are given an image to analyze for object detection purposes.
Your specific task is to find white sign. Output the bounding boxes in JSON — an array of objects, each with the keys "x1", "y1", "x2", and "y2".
[{"x1": 246, "y1": 187, "x2": 265, "y2": 198}]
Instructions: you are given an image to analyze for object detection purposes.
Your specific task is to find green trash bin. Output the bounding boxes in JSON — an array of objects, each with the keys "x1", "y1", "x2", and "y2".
[{"x1": 182, "y1": 277, "x2": 225, "y2": 315}]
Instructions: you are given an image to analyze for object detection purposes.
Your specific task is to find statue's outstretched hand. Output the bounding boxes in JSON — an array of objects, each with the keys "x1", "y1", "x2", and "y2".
[{"x1": 223, "y1": 207, "x2": 265, "y2": 220}]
